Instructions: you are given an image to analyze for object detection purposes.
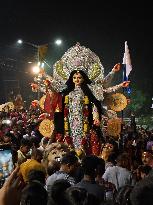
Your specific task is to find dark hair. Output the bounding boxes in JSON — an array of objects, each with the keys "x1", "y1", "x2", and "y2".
[
  {"x1": 61, "y1": 153, "x2": 78, "y2": 165},
  {"x1": 31, "y1": 148, "x2": 43, "y2": 158},
  {"x1": 107, "y1": 152, "x2": 117, "y2": 165},
  {"x1": 82, "y1": 155, "x2": 104, "y2": 176},
  {"x1": 65, "y1": 70, "x2": 92, "y2": 89},
  {"x1": 95, "y1": 158, "x2": 105, "y2": 176},
  {"x1": 138, "y1": 165, "x2": 152, "y2": 176},
  {"x1": 125, "y1": 132, "x2": 134, "y2": 142},
  {"x1": 116, "y1": 153, "x2": 130, "y2": 169},
  {"x1": 28, "y1": 170, "x2": 46, "y2": 185},
  {"x1": 66, "y1": 186, "x2": 100, "y2": 205},
  {"x1": 66, "y1": 187, "x2": 89, "y2": 205},
  {"x1": 49, "y1": 179, "x2": 71, "y2": 205},
  {"x1": 21, "y1": 182, "x2": 48, "y2": 205},
  {"x1": 4, "y1": 132, "x2": 13, "y2": 138},
  {"x1": 20, "y1": 138, "x2": 31, "y2": 147},
  {"x1": 30, "y1": 136, "x2": 41, "y2": 148},
  {"x1": 47, "y1": 161, "x2": 60, "y2": 176}
]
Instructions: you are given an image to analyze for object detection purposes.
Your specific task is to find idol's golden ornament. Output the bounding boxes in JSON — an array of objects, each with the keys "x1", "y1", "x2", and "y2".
[
  {"x1": 107, "y1": 118, "x2": 121, "y2": 139},
  {"x1": 108, "y1": 93, "x2": 127, "y2": 112},
  {"x1": 39, "y1": 119, "x2": 54, "y2": 138}
]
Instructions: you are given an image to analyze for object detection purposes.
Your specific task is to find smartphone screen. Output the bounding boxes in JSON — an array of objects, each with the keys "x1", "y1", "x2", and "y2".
[{"x1": 0, "y1": 144, "x2": 14, "y2": 184}]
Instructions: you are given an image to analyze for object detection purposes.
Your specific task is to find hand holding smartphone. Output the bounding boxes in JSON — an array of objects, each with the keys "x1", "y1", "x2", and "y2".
[{"x1": 0, "y1": 144, "x2": 14, "y2": 186}]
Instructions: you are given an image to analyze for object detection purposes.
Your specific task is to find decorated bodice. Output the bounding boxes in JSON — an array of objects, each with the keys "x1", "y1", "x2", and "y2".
[{"x1": 68, "y1": 86, "x2": 85, "y2": 120}]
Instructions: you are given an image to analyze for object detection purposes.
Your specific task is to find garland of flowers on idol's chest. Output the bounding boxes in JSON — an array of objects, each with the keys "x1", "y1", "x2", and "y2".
[{"x1": 63, "y1": 94, "x2": 90, "y2": 147}]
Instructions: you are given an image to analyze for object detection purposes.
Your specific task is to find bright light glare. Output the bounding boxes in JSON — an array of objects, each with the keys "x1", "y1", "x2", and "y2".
[
  {"x1": 17, "y1": 39, "x2": 23, "y2": 44},
  {"x1": 32, "y1": 66, "x2": 40, "y2": 74},
  {"x1": 41, "y1": 62, "x2": 44, "y2": 68},
  {"x1": 55, "y1": 39, "x2": 62, "y2": 46},
  {"x1": 5, "y1": 120, "x2": 11, "y2": 125}
]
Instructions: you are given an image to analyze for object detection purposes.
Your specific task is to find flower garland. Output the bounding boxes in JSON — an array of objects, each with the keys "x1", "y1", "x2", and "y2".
[{"x1": 63, "y1": 95, "x2": 90, "y2": 147}]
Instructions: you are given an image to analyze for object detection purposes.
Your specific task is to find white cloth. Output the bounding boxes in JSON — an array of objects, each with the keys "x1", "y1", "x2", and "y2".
[
  {"x1": 102, "y1": 165, "x2": 134, "y2": 191},
  {"x1": 46, "y1": 171, "x2": 75, "y2": 193}
]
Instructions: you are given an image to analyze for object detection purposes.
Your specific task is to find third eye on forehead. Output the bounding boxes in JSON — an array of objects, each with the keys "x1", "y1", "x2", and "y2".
[
  {"x1": 73, "y1": 76, "x2": 82, "y2": 79},
  {"x1": 73, "y1": 73, "x2": 82, "y2": 77}
]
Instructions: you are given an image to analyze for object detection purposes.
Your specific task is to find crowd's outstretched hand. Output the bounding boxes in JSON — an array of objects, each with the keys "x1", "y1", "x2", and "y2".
[{"x1": 0, "y1": 167, "x2": 25, "y2": 205}]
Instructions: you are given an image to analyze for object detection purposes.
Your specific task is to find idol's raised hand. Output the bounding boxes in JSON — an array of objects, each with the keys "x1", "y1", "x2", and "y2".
[
  {"x1": 112, "y1": 63, "x2": 121, "y2": 72},
  {"x1": 121, "y1": 81, "x2": 130, "y2": 87}
]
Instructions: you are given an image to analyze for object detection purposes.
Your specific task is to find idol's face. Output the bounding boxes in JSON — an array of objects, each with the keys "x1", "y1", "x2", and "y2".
[{"x1": 73, "y1": 72, "x2": 84, "y2": 86}]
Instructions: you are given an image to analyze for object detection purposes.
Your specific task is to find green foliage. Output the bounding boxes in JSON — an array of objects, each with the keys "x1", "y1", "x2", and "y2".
[
  {"x1": 127, "y1": 88, "x2": 146, "y2": 115},
  {"x1": 137, "y1": 115, "x2": 153, "y2": 128}
]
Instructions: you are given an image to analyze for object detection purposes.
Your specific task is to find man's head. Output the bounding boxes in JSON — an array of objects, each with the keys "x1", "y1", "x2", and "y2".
[
  {"x1": 31, "y1": 148, "x2": 43, "y2": 163},
  {"x1": 60, "y1": 153, "x2": 78, "y2": 174},
  {"x1": 20, "y1": 138, "x2": 31, "y2": 155},
  {"x1": 82, "y1": 155, "x2": 105, "y2": 178},
  {"x1": 142, "y1": 150, "x2": 153, "y2": 167},
  {"x1": 137, "y1": 165, "x2": 152, "y2": 179},
  {"x1": 116, "y1": 153, "x2": 130, "y2": 169},
  {"x1": 3, "y1": 132, "x2": 12, "y2": 143},
  {"x1": 28, "y1": 169, "x2": 46, "y2": 185}
]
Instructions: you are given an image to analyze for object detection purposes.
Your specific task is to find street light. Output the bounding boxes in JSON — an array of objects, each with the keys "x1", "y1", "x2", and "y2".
[
  {"x1": 32, "y1": 66, "x2": 40, "y2": 74},
  {"x1": 17, "y1": 39, "x2": 23, "y2": 44},
  {"x1": 55, "y1": 39, "x2": 62, "y2": 46}
]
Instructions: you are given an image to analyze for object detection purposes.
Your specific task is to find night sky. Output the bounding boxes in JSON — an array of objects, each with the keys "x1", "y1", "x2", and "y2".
[{"x1": 0, "y1": 1, "x2": 153, "y2": 106}]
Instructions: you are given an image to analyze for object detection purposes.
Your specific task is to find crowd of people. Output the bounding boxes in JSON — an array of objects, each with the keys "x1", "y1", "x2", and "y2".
[{"x1": 0, "y1": 108, "x2": 153, "y2": 205}]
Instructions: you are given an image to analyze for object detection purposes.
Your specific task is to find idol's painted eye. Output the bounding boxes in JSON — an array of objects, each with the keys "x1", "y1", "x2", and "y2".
[{"x1": 52, "y1": 151, "x2": 57, "y2": 155}]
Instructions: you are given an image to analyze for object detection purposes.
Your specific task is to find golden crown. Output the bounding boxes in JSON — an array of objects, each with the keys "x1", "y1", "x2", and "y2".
[{"x1": 53, "y1": 43, "x2": 104, "y2": 83}]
